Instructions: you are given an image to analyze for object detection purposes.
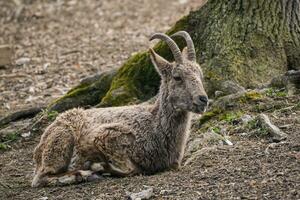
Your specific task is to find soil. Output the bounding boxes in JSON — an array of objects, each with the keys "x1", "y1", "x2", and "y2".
[
  {"x1": 0, "y1": 0, "x2": 203, "y2": 117},
  {"x1": 0, "y1": 0, "x2": 299, "y2": 200}
]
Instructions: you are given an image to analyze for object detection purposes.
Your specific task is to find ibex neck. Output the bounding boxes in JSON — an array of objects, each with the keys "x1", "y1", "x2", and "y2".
[{"x1": 153, "y1": 83, "x2": 191, "y2": 141}]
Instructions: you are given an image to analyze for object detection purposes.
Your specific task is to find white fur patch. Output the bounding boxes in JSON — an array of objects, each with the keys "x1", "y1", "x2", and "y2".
[
  {"x1": 78, "y1": 170, "x2": 93, "y2": 177},
  {"x1": 91, "y1": 163, "x2": 105, "y2": 171},
  {"x1": 58, "y1": 175, "x2": 76, "y2": 184}
]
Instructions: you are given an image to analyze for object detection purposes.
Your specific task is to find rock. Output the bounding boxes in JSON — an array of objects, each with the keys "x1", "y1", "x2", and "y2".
[
  {"x1": 160, "y1": 189, "x2": 173, "y2": 195},
  {"x1": 126, "y1": 187, "x2": 154, "y2": 200},
  {"x1": 16, "y1": 57, "x2": 31, "y2": 66},
  {"x1": 221, "y1": 80, "x2": 246, "y2": 95},
  {"x1": 21, "y1": 132, "x2": 31, "y2": 138},
  {"x1": 257, "y1": 113, "x2": 288, "y2": 142},
  {"x1": 0, "y1": 45, "x2": 13, "y2": 68},
  {"x1": 240, "y1": 114, "x2": 253, "y2": 124}
]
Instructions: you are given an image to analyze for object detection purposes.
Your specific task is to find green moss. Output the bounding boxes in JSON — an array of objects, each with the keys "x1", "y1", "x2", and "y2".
[
  {"x1": 47, "y1": 110, "x2": 59, "y2": 121},
  {"x1": 3, "y1": 132, "x2": 19, "y2": 142},
  {"x1": 0, "y1": 132, "x2": 20, "y2": 151},
  {"x1": 100, "y1": 52, "x2": 155, "y2": 106},
  {"x1": 211, "y1": 126, "x2": 221, "y2": 134},
  {"x1": 48, "y1": 69, "x2": 117, "y2": 112},
  {"x1": 0, "y1": 143, "x2": 8, "y2": 150},
  {"x1": 199, "y1": 108, "x2": 223, "y2": 125},
  {"x1": 246, "y1": 119, "x2": 258, "y2": 130},
  {"x1": 67, "y1": 82, "x2": 91, "y2": 95},
  {"x1": 265, "y1": 88, "x2": 287, "y2": 98},
  {"x1": 239, "y1": 91, "x2": 263, "y2": 103},
  {"x1": 295, "y1": 102, "x2": 300, "y2": 110},
  {"x1": 205, "y1": 69, "x2": 222, "y2": 81},
  {"x1": 0, "y1": 131, "x2": 19, "y2": 147},
  {"x1": 219, "y1": 111, "x2": 243, "y2": 123},
  {"x1": 245, "y1": 118, "x2": 269, "y2": 137}
]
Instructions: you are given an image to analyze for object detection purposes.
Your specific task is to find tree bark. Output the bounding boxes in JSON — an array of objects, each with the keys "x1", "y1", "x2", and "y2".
[{"x1": 50, "y1": 0, "x2": 300, "y2": 112}]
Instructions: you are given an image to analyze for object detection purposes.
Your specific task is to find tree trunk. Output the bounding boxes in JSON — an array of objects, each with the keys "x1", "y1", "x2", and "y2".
[{"x1": 50, "y1": 0, "x2": 300, "y2": 112}]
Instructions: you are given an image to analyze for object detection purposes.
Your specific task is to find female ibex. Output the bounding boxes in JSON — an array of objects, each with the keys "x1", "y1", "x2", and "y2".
[{"x1": 32, "y1": 31, "x2": 208, "y2": 187}]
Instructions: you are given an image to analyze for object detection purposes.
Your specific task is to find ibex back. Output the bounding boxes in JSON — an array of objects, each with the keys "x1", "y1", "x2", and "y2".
[{"x1": 32, "y1": 31, "x2": 208, "y2": 187}]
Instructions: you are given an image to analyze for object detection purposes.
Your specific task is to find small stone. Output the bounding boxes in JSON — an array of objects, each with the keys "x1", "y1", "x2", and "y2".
[
  {"x1": 127, "y1": 187, "x2": 154, "y2": 200},
  {"x1": 240, "y1": 114, "x2": 253, "y2": 124},
  {"x1": 16, "y1": 57, "x2": 30, "y2": 66},
  {"x1": 29, "y1": 86, "x2": 35, "y2": 93},
  {"x1": 21, "y1": 132, "x2": 31, "y2": 138},
  {"x1": 240, "y1": 132, "x2": 248, "y2": 136},
  {"x1": 160, "y1": 189, "x2": 172, "y2": 195}
]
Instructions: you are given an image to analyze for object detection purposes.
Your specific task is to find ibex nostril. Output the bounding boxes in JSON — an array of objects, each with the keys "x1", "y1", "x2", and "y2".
[{"x1": 195, "y1": 95, "x2": 208, "y2": 105}]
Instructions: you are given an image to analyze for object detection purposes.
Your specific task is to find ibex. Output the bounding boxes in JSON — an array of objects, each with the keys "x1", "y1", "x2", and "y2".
[{"x1": 32, "y1": 31, "x2": 208, "y2": 187}]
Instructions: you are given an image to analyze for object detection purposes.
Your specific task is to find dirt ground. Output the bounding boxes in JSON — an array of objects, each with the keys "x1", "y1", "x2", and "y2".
[
  {"x1": 0, "y1": 0, "x2": 202, "y2": 117},
  {"x1": 0, "y1": 0, "x2": 299, "y2": 200}
]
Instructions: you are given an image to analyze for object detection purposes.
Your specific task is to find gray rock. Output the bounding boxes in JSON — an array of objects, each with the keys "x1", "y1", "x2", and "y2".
[
  {"x1": 16, "y1": 57, "x2": 30, "y2": 66},
  {"x1": 240, "y1": 114, "x2": 253, "y2": 124},
  {"x1": 127, "y1": 187, "x2": 154, "y2": 200},
  {"x1": 221, "y1": 80, "x2": 246, "y2": 95}
]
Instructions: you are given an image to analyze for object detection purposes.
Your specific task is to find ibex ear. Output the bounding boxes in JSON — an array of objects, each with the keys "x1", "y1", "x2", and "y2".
[{"x1": 149, "y1": 48, "x2": 171, "y2": 78}]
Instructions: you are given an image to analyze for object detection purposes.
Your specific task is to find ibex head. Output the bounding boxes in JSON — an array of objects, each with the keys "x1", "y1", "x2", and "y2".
[{"x1": 149, "y1": 31, "x2": 208, "y2": 114}]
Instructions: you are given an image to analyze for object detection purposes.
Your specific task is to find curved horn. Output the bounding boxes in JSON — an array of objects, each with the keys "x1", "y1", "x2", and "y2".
[
  {"x1": 150, "y1": 33, "x2": 183, "y2": 64},
  {"x1": 171, "y1": 31, "x2": 196, "y2": 61}
]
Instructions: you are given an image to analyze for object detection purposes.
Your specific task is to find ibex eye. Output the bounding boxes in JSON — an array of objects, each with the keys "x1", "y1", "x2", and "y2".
[{"x1": 173, "y1": 76, "x2": 182, "y2": 81}]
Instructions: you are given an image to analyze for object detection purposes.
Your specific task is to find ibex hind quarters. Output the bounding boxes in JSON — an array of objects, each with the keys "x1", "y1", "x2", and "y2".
[{"x1": 32, "y1": 31, "x2": 208, "y2": 187}]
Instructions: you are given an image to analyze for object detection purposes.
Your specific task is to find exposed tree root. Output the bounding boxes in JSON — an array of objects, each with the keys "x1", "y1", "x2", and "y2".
[{"x1": 0, "y1": 106, "x2": 44, "y2": 127}]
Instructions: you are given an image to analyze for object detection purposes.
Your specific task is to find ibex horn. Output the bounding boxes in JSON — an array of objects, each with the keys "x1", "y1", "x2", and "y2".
[
  {"x1": 171, "y1": 31, "x2": 196, "y2": 61},
  {"x1": 150, "y1": 33, "x2": 183, "y2": 64}
]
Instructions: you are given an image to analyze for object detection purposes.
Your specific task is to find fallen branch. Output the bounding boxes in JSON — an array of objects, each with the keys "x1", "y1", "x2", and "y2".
[
  {"x1": 0, "y1": 106, "x2": 44, "y2": 127},
  {"x1": 257, "y1": 113, "x2": 288, "y2": 142}
]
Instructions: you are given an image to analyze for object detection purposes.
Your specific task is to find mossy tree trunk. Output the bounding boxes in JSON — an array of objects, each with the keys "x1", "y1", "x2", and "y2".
[{"x1": 50, "y1": 0, "x2": 300, "y2": 112}]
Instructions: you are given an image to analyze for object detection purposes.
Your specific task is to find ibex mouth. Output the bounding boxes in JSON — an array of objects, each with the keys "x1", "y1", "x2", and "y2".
[{"x1": 192, "y1": 104, "x2": 207, "y2": 114}]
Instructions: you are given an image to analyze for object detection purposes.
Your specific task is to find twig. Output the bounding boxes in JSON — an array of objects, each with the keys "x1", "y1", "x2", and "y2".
[{"x1": 61, "y1": 50, "x2": 83, "y2": 56}]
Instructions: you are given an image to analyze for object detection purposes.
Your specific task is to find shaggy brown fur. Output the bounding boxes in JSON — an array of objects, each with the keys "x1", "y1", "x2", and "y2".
[{"x1": 32, "y1": 31, "x2": 208, "y2": 187}]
